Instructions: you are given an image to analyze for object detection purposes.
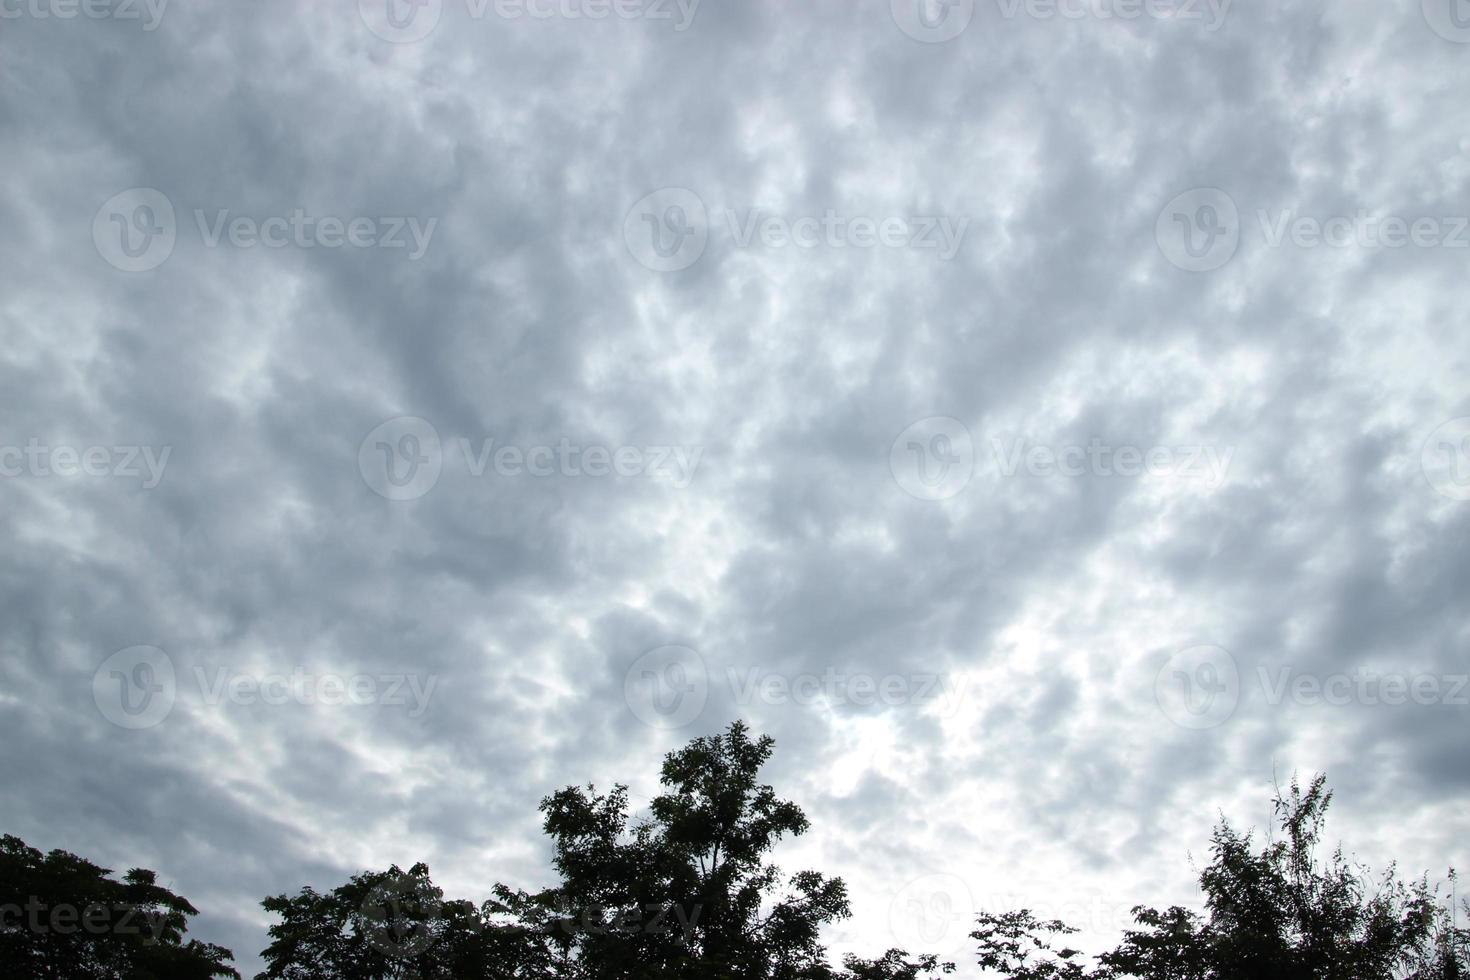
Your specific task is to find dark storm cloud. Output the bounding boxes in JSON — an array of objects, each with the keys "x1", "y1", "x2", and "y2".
[{"x1": 2, "y1": 0, "x2": 1469, "y2": 975}]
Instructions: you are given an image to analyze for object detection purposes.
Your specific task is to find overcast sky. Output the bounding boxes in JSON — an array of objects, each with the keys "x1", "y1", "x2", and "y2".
[{"x1": 3, "y1": 0, "x2": 1469, "y2": 976}]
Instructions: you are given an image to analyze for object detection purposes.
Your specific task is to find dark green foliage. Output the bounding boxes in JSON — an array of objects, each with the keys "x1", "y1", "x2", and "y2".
[
  {"x1": 497, "y1": 721, "x2": 873, "y2": 979},
  {"x1": 1101, "y1": 776, "x2": 1469, "y2": 980},
  {"x1": 839, "y1": 950, "x2": 955, "y2": 979},
  {"x1": 254, "y1": 723, "x2": 945, "y2": 979},
  {"x1": 0, "y1": 833, "x2": 238, "y2": 980},
  {"x1": 257, "y1": 863, "x2": 555, "y2": 979},
  {"x1": 971, "y1": 910, "x2": 1094, "y2": 979},
  {"x1": 14, "y1": 731, "x2": 1468, "y2": 980},
  {"x1": 972, "y1": 775, "x2": 1470, "y2": 980}
]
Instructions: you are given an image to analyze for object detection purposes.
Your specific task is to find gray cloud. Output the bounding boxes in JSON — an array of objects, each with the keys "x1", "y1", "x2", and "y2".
[{"x1": 2, "y1": 0, "x2": 1469, "y2": 975}]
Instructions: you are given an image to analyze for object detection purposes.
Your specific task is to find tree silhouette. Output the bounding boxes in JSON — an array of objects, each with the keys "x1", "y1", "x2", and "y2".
[
  {"x1": 0, "y1": 833, "x2": 238, "y2": 980},
  {"x1": 971, "y1": 910, "x2": 1095, "y2": 980},
  {"x1": 16, "y1": 734, "x2": 1468, "y2": 980},
  {"x1": 13, "y1": 737, "x2": 1469, "y2": 980},
  {"x1": 476, "y1": 721, "x2": 948, "y2": 979},
  {"x1": 256, "y1": 722, "x2": 949, "y2": 979},
  {"x1": 971, "y1": 775, "x2": 1470, "y2": 979},
  {"x1": 257, "y1": 863, "x2": 554, "y2": 979}
]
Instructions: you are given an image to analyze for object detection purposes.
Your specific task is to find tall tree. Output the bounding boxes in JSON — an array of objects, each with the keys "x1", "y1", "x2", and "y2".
[
  {"x1": 1102, "y1": 776, "x2": 1468, "y2": 980},
  {"x1": 255, "y1": 722, "x2": 951, "y2": 980},
  {"x1": 516, "y1": 721, "x2": 854, "y2": 979},
  {"x1": 0, "y1": 833, "x2": 238, "y2": 980},
  {"x1": 970, "y1": 775, "x2": 1470, "y2": 980}
]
